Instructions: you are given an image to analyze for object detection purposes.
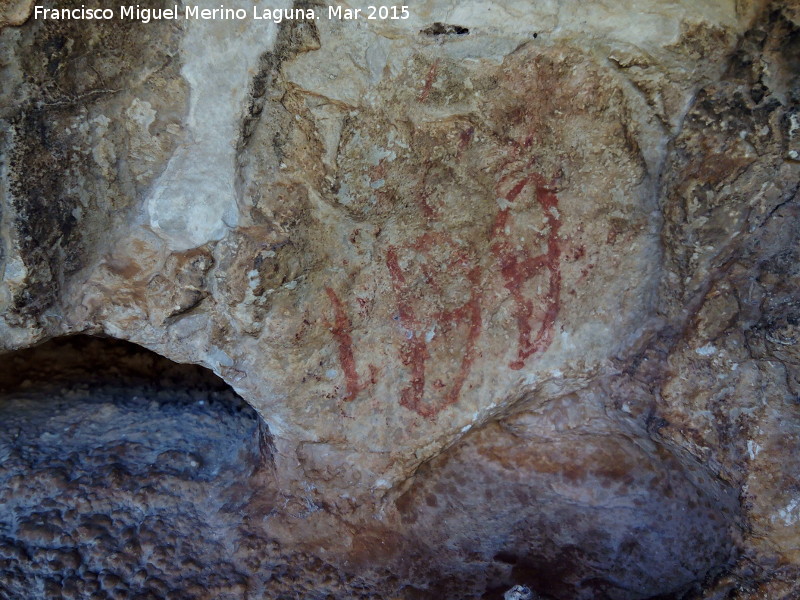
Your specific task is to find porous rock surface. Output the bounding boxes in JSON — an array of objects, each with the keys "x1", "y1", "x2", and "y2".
[{"x1": 1, "y1": 0, "x2": 799, "y2": 598}]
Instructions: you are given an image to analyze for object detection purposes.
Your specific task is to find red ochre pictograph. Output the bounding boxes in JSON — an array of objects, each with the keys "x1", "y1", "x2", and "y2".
[
  {"x1": 491, "y1": 142, "x2": 562, "y2": 371},
  {"x1": 417, "y1": 59, "x2": 440, "y2": 104},
  {"x1": 325, "y1": 287, "x2": 364, "y2": 400},
  {"x1": 386, "y1": 233, "x2": 483, "y2": 419},
  {"x1": 326, "y1": 129, "x2": 562, "y2": 416}
]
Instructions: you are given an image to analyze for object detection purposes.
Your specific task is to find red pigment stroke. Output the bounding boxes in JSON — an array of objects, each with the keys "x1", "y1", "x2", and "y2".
[
  {"x1": 325, "y1": 121, "x2": 561, "y2": 416},
  {"x1": 418, "y1": 60, "x2": 440, "y2": 103},
  {"x1": 458, "y1": 126, "x2": 475, "y2": 152},
  {"x1": 491, "y1": 171, "x2": 562, "y2": 370},
  {"x1": 386, "y1": 234, "x2": 483, "y2": 418},
  {"x1": 439, "y1": 270, "x2": 483, "y2": 408},
  {"x1": 414, "y1": 164, "x2": 438, "y2": 220},
  {"x1": 325, "y1": 287, "x2": 362, "y2": 400}
]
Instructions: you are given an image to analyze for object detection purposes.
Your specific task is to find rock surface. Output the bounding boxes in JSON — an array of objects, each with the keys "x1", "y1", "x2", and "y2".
[
  {"x1": 0, "y1": 336, "x2": 743, "y2": 600},
  {"x1": 1, "y1": 0, "x2": 799, "y2": 597}
]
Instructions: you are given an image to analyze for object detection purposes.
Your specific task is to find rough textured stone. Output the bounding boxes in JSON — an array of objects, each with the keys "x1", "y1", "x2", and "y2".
[
  {"x1": 1, "y1": 0, "x2": 799, "y2": 598},
  {"x1": 0, "y1": 337, "x2": 742, "y2": 599},
  {"x1": 394, "y1": 392, "x2": 740, "y2": 599}
]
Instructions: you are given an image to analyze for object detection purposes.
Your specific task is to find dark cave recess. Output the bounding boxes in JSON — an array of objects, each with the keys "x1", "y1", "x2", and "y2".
[{"x1": 0, "y1": 335, "x2": 283, "y2": 600}]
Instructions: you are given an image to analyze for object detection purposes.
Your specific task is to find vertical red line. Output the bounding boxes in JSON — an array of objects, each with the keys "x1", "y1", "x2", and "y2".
[
  {"x1": 325, "y1": 287, "x2": 361, "y2": 400},
  {"x1": 418, "y1": 60, "x2": 440, "y2": 103}
]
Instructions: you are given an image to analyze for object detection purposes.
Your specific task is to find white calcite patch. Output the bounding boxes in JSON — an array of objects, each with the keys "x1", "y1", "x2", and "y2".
[
  {"x1": 775, "y1": 498, "x2": 800, "y2": 527},
  {"x1": 696, "y1": 344, "x2": 717, "y2": 356},
  {"x1": 145, "y1": 0, "x2": 291, "y2": 250},
  {"x1": 747, "y1": 440, "x2": 762, "y2": 460}
]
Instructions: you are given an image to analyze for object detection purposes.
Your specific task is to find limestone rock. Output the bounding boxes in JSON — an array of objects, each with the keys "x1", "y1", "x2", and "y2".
[
  {"x1": 0, "y1": 1, "x2": 34, "y2": 28},
  {"x1": 1, "y1": 0, "x2": 799, "y2": 598},
  {"x1": 394, "y1": 391, "x2": 740, "y2": 599}
]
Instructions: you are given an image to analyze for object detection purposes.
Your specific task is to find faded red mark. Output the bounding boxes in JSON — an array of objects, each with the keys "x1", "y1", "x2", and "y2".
[
  {"x1": 491, "y1": 167, "x2": 562, "y2": 370},
  {"x1": 386, "y1": 233, "x2": 482, "y2": 418},
  {"x1": 413, "y1": 163, "x2": 438, "y2": 220},
  {"x1": 325, "y1": 122, "x2": 564, "y2": 417},
  {"x1": 418, "y1": 60, "x2": 440, "y2": 103},
  {"x1": 458, "y1": 126, "x2": 475, "y2": 152},
  {"x1": 569, "y1": 245, "x2": 586, "y2": 262},
  {"x1": 325, "y1": 287, "x2": 362, "y2": 400},
  {"x1": 356, "y1": 296, "x2": 370, "y2": 317},
  {"x1": 411, "y1": 126, "x2": 474, "y2": 221}
]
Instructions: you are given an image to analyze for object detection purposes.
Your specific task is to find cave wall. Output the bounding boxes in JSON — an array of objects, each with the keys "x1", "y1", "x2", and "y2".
[{"x1": 1, "y1": 0, "x2": 799, "y2": 598}]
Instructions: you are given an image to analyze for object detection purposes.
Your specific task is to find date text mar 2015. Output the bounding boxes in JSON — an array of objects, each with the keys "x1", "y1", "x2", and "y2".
[{"x1": 329, "y1": 5, "x2": 410, "y2": 20}]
